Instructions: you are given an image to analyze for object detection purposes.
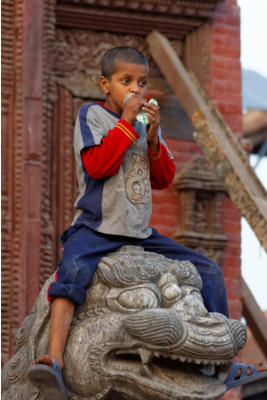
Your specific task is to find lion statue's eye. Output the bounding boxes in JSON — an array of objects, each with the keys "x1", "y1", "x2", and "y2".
[
  {"x1": 118, "y1": 288, "x2": 159, "y2": 309},
  {"x1": 106, "y1": 285, "x2": 161, "y2": 312},
  {"x1": 162, "y1": 283, "x2": 183, "y2": 301}
]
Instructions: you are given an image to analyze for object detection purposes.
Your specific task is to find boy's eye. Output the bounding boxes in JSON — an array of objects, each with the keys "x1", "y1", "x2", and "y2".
[
  {"x1": 139, "y1": 80, "x2": 147, "y2": 87},
  {"x1": 121, "y1": 78, "x2": 129, "y2": 84}
]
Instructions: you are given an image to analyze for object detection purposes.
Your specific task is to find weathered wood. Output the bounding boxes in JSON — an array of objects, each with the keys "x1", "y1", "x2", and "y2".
[
  {"x1": 56, "y1": 0, "x2": 222, "y2": 40},
  {"x1": 146, "y1": 31, "x2": 267, "y2": 252},
  {"x1": 242, "y1": 278, "x2": 267, "y2": 359}
]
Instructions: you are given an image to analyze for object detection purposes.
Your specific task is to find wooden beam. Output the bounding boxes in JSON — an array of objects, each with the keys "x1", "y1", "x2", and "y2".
[
  {"x1": 56, "y1": 5, "x2": 202, "y2": 39},
  {"x1": 242, "y1": 278, "x2": 267, "y2": 359},
  {"x1": 146, "y1": 31, "x2": 267, "y2": 252}
]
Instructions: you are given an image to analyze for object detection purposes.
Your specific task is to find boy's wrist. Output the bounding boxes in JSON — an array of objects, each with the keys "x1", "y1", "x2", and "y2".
[{"x1": 147, "y1": 136, "x2": 160, "y2": 154}]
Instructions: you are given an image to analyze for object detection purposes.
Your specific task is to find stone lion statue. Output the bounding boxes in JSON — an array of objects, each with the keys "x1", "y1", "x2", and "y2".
[{"x1": 2, "y1": 246, "x2": 247, "y2": 400}]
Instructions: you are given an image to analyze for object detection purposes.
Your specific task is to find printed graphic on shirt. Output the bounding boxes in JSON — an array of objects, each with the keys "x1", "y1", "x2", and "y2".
[{"x1": 125, "y1": 153, "x2": 149, "y2": 205}]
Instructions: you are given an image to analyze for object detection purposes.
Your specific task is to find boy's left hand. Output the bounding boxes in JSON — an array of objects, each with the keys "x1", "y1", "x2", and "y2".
[{"x1": 142, "y1": 102, "x2": 160, "y2": 153}]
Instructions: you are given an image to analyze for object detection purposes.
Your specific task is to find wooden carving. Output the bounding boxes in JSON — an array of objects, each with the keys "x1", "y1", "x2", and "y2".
[
  {"x1": 173, "y1": 153, "x2": 228, "y2": 264},
  {"x1": 56, "y1": 0, "x2": 222, "y2": 39},
  {"x1": 147, "y1": 31, "x2": 267, "y2": 252},
  {"x1": 2, "y1": 0, "x2": 26, "y2": 364}
]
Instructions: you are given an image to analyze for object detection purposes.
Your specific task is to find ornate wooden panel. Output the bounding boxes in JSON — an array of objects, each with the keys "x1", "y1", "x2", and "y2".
[
  {"x1": 173, "y1": 153, "x2": 228, "y2": 264},
  {"x1": 39, "y1": 0, "x2": 57, "y2": 287},
  {"x1": 56, "y1": 0, "x2": 222, "y2": 39},
  {"x1": 1, "y1": 0, "x2": 29, "y2": 364}
]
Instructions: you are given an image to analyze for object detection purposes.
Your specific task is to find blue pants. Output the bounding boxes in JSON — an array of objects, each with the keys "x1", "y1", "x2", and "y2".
[{"x1": 48, "y1": 224, "x2": 229, "y2": 317}]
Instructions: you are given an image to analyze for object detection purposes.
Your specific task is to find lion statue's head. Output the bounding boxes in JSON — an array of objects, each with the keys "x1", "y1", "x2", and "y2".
[{"x1": 2, "y1": 246, "x2": 247, "y2": 400}]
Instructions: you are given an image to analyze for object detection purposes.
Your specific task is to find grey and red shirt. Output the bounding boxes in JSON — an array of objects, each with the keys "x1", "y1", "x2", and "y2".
[{"x1": 72, "y1": 101, "x2": 176, "y2": 239}]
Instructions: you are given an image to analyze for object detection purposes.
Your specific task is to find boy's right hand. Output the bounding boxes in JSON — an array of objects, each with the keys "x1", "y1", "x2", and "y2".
[{"x1": 121, "y1": 94, "x2": 146, "y2": 125}]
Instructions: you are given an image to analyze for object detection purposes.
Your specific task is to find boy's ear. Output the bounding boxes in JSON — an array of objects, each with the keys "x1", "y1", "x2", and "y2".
[{"x1": 99, "y1": 75, "x2": 110, "y2": 95}]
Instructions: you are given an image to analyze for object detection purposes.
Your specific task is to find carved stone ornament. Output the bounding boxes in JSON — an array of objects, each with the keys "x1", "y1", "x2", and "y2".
[{"x1": 2, "y1": 246, "x2": 247, "y2": 400}]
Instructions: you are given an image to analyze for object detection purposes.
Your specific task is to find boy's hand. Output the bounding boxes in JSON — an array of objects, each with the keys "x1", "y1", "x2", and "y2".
[
  {"x1": 143, "y1": 102, "x2": 160, "y2": 153},
  {"x1": 121, "y1": 94, "x2": 146, "y2": 125}
]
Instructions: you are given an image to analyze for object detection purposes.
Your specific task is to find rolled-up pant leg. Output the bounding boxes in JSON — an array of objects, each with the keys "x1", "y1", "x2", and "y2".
[
  {"x1": 138, "y1": 228, "x2": 229, "y2": 317},
  {"x1": 47, "y1": 225, "x2": 132, "y2": 305}
]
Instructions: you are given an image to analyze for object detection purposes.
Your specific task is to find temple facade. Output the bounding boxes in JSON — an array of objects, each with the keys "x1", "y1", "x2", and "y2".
[{"x1": 2, "y1": 1, "x2": 243, "y2": 398}]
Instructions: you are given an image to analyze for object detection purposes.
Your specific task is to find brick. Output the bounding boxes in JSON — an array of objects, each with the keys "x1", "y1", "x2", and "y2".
[
  {"x1": 152, "y1": 190, "x2": 178, "y2": 205},
  {"x1": 224, "y1": 215, "x2": 240, "y2": 229},
  {"x1": 213, "y1": 78, "x2": 241, "y2": 92},
  {"x1": 223, "y1": 266, "x2": 241, "y2": 279},
  {"x1": 223, "y1": 245, "x2": 241, "y2": 258},
  {"x1": 221, "y1": 202, "x2": 241, "y2": 215},
  {"x1": 217, "y1": 102, "x2": 242, "y2": 115},
  {"x1": 154, "y1": 206, "x2": 178, "y2": 220},
  {"x1": 150, "y1": 214, "x2": 177, "y2": 228},
  {"x1": 222, "y1": 256, "x2": 241, "y2": 269},
  {"x1": 151, "y1": 225, "x2": 174, "y2": 237},
  {"x1": 214, "y1": 15, "x2": 240, "y2": 28},
  {"x1": 213, "y1": 33, "x2": 240, "y2": 49},
  {"x1": 152, "y1": 204, "x2": 177, "y2": 217},
  {"x1": 211, "y1": 56, "x2": 240, "y2": 71},
  {"x1": 225, "y1": 277, "x2": 242, "y2": 300},
  {"x1": 223, "y1": 115, "x2": 242, "y2": 132},
  {"x1": 223, "y1": 221, "x2": 241, "y2": 234},
  {"x1": 212, "y1": 91, "x2": 241, "y2": 106},
  {"x1": 212, "y1": 44, "x2": 240, "y2": 59},
  {"x1": 213, "y1": 24, "x2": 240, "y2": 35},
  {"x1": 224, "y1": 236, "x2": 241, "y2": 250},
  {"x1": 228, "y1": 300, "x2": 243, "y2": 321},
  {"x1": 166, "y1": 138, "x2": 199, "y2": 153},
  {"x1": 216, "y1": 80, "x2": 241, "y2": 94}
]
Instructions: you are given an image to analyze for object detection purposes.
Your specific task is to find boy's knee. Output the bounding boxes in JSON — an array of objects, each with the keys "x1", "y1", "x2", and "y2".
[{"x1": 48, "y1": 282, "x2": 86, "y2": 305}]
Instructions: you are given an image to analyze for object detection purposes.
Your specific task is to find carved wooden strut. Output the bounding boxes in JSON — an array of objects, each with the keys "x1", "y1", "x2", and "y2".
[{"x1": 146, "y1": 31, "x2": 267, "y2": 253}]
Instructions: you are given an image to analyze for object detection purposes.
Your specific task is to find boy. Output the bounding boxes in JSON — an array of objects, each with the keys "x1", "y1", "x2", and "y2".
[{"x1": 27, "y1": 47, "x2": 267, "y2": 399}]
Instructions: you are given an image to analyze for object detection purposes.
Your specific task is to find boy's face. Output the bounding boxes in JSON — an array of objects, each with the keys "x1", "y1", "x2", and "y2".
[{"x1": 100, "y1": 60, "x2": 148, "y2": 114}]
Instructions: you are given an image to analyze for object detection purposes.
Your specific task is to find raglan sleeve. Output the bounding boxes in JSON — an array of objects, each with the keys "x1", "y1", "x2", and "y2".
[{"x1": 75, "y1": 105, "x2": 140, "y2": 179}]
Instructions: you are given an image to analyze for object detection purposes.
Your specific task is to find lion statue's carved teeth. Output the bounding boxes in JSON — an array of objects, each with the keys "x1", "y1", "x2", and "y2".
[{"x1": 2, "y1": 246, "x2": 247, "y2": 400}]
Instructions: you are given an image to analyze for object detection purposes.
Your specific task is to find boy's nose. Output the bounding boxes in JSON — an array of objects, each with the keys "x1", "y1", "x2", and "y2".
[{"x1": 130, "y1": 82, "x2": 140, "y2": 94}]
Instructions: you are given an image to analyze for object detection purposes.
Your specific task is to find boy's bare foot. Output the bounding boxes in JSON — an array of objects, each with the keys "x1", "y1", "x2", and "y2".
[
  {"x1": 32, "y1": 354, "x2": 53, "y2": 367},
  {"x1": 32, "y1": 354, "x2": 64, "y2": 370}
]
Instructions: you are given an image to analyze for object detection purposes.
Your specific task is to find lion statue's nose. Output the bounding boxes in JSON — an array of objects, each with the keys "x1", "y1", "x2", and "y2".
[{"x1": 122, "y1": 309, "x2": 185, "y2": 346}]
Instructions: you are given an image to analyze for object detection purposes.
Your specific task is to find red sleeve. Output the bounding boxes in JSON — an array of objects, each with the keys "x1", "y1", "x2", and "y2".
[
  {"x1": 148, "y1": 142, "x2": 176, "y2": 189},
  {"x1": 81, "y1": 119, "x2": 139, "y2": 179}
]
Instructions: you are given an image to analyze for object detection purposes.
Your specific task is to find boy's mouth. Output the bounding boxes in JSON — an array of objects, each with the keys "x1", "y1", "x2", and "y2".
[{"x1": 124, "y1": 93, "x2": 144, "y2": 105}]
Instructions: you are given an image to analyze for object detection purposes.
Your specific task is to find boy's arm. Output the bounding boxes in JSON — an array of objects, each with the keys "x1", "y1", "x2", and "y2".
[
  {"x1": 141, "y1": 100, "x2": 175, "y2": 189},
  {"x1": 148, "y1": 141, "x2": 176, "y2": 189},
  {"x1": 81, "y1": 119, "x2": 139, "y2": 179}
]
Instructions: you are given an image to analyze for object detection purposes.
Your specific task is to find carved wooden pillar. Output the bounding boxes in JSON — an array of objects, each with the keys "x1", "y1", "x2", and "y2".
[
  {"x1": 1, "y1": 0, "x2": 57, "y2": 363},
  {"x1": 173, "y1": 153, "x2": 228, "y2": 265},
  {"x1": 51, "y1": 86, "x2": 78, "y2": 262}
]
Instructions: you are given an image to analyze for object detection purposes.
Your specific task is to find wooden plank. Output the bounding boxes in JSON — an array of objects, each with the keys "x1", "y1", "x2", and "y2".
[
  {"x1": 146, "y1": 31, "x2": 267, "y2": 252},
  {"x1": 242, "y1": 278, "x2": 267, "y2": 359}
]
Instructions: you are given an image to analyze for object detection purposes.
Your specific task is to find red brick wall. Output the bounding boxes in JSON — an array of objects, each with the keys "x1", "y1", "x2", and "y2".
[
  {"x1": 150, "y1": 139, "x2": 200, "y2": 237},
  {"x1": 151, "y1": 1, "x2": 242, "y2": 398}
]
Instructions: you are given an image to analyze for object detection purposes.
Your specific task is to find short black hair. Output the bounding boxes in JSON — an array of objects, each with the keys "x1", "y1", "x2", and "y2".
[{"x1": 101, "y1": 47, "x2": 149, "y2": 80}]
